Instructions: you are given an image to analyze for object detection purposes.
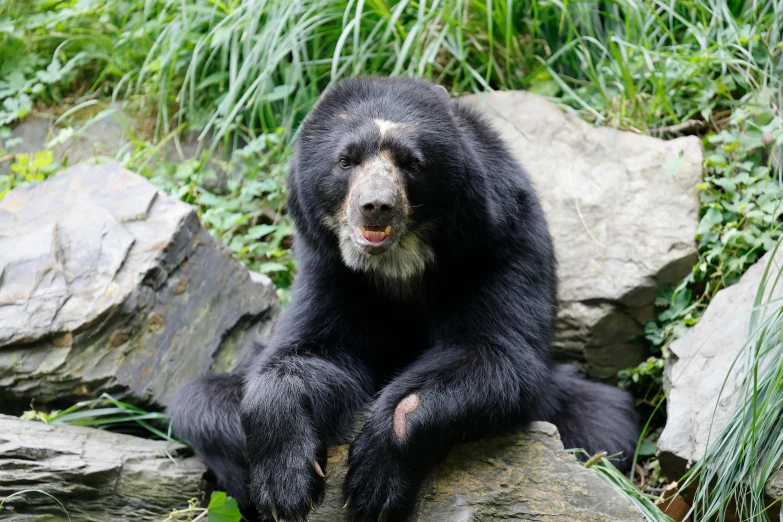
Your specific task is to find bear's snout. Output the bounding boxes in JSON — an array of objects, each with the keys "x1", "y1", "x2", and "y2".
[
  {"x1": 358, "y1": 187, "x2": 397, "y2": 221},
  {"x1": 341, "y1": 153, "x2": 409, "y2": 250}
]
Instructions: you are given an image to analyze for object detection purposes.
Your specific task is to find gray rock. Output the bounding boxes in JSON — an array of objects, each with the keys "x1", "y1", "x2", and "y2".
[
  {"x1": 3, "y1": 112, "x2": 233, "y2": 192},
  {"x1": 0, "y1": 415, "x2": 206, "y2": 521},
  {"x1": 2, "y1": 106, "x2": 130, "y2": 174},
  {"x1": 658, "y1": 248, "x2": 783, "y2": 479},
  {"x1": 767, "y1": 469, "x2": 783, "y2": 503},
  {"x1": 311, "y1": 422, "x2": 643, "y2": 522},
  {"x1": 0, "y1": 163, "x2": 279, "y2": 408},
  {"x1": 463, "y1": 92, "x2": 703, "y2": 379},
  {"x1": 0, "y1": 418, "x2": 644, "y2": 522}
]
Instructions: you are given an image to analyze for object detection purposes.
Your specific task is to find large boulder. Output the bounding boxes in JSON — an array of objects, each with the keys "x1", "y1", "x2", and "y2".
[
  {"x1": 1, "y1": 107, "x2": 132, "y2": 180},
  {"x1": 463, "y1": 92, "x2": 703, "y2": 379},
  {"x1": 0, "y1": 163, "x2": 279, "y2": 409},
  {"x1": 0, "y1": 415, "x2": 206, "y2": 521},
  {"x1": 314, "y1": 422, "x2": 642, "y2": 522},
  {"x1": 658, "y1": 248, "x2": 783, "y2": 480},
  {"x1": 2, "y1": 112, "x2": 232, "y2": 191},
  {"x1": 0, "y1": 419, "x2": 642, "y2": 522}
]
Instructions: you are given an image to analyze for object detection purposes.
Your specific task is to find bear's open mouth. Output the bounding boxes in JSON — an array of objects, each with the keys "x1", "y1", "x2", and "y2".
[{"x1": 359, "y1": 225, "x2": 392, "y2": 244}]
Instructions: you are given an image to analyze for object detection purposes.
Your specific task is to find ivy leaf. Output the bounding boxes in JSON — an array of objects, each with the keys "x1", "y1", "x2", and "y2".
[
  {"x1": 0, "y1": 93, "x2": 32, "y2": 126},
  {"x1": 37, "y1": 53, "x2": 87, "y2": 85},
  {"x1": 207, "y1": 491, "x2": 242, "y2": 522},
  {"x1": 247, "y1": 224, "x2": 277, "y2": 239},
  {"x1": 528, "y1": 71, "x2": 561, "y2": 97},
  {"x1": 697, "y1": 207, "x2": 723, "y2": 237},
  {"x1": 638, "y1": 438, "x2": 658, "y2": 457},
  {"x1": 36, "y1": 59, "x2": 64, "y2": 84},
  {"x1": 259, "y1": 262, "x2": 289, "y2": 273},
  {"x1": 0, "y1": 70, "x2": 28, "y2": 98},
  {"x1": 669, "y1": 288, "x2": 692, "y2": 316}
]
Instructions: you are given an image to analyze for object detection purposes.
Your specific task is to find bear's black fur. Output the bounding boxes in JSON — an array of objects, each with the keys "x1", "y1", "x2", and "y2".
[{"x1": 168, "y1": 77, "x2": 639, "y2": 522}]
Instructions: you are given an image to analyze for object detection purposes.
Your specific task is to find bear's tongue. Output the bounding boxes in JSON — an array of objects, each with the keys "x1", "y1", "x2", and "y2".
[{"x1": 360, "y1": 225, "x2": 391, "y2": 244}]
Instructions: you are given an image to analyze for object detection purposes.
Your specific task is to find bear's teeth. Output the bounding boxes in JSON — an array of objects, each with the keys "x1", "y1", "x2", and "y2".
[{"x1": 359, "y1": 226, "x2": 391, "y2": 243}]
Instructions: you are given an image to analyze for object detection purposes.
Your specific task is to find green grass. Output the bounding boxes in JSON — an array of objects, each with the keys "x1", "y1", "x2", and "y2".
[
  {"x1": 2, "y1": 1, "x2": 782, "y2": 299},
  {"x1": 22, "y1": 393, "x2": 174, "y2": 441},
  {"x1": 591, "y1": 240, "x2": 783, "y2": 522},
  {"x1": 588, "y1": 454, "x2": 675, "y2": 522},
  {"x1": 677, "y1": 242, "x2": 783, "y2": 521},
  {"x1": 2, "y1": 0, "x2": 782, "y2": 298}
]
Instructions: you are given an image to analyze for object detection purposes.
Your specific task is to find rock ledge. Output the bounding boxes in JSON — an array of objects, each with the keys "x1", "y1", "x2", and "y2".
[
  {"x1": 464, "y1": 91, "x2": 702, "y2": 379},
  {"x1": 0, "y1": 163, "x2": 279, "y2": 408}
]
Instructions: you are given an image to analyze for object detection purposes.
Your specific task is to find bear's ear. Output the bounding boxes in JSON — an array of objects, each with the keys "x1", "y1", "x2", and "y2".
[{"x1": 433, "y1": 84, "x2": 450, "y2": 104}]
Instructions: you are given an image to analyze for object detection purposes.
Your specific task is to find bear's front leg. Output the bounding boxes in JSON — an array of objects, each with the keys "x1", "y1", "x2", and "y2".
[
  {"x1": 343, "y1": 344, "x2": 549, "y2": 522},
  {"x1": 241, "y1": 352, "x2": 369, "y2": 521}
]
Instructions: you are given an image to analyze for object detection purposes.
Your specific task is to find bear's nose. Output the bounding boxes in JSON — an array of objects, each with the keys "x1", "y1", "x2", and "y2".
[{"x1": 358, "y1": 189, "x2": 396, "y2": 220}]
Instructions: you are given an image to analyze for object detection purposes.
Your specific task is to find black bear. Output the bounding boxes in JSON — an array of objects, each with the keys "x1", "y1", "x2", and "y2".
[{"x1": 168, "y1": 77, "x2": 639, "y2": 522}]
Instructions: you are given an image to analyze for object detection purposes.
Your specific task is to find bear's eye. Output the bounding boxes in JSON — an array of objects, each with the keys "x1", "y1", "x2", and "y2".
[
  {"x1": 409, "y1": 160, "x2": 420, "y2": 171},
  {"x1": 339, "y1": 157, "x2": 352, "y2": 169}
]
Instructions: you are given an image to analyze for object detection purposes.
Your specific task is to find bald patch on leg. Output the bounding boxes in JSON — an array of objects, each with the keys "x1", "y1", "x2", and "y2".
[{"x1": 393, "y1": 393, "x2": 420, "y2": 439}]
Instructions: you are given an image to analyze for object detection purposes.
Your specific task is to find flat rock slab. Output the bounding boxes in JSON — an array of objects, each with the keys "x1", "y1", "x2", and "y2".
[
  {"x1": 0, "y1": 418, "x2": 643, "y2": 521},
  {"x1": 312, "y1": 422, "x2": 643, "y2": 522},
  {"x1": 659, "y1": 248, "x2": 783, "y2": 481},
  {"x1": 463, "y1": 92, "x2": 702, "y2": 379},
  {"x1": 0, "y1": 163, "x2": 279, "y2": 408},
  {"x1": 0, "y1": 415, "x2": 206, "y2": 521}
]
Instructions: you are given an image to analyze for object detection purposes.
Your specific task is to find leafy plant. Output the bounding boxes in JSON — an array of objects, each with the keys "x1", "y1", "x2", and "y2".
[
  {"x1": 640, "y1": 100, "x2": 783, "y2": 416},
  {"x1": 697, "y1": 103, "x2": 783, "y2": 293},
  {"x1": 161, "y1": 492, "x2": 242, "y2": 522},
  {"x1": 123, "y1": 141, "x2": 297, "y2": 297},
  {"x1": 618, "y1": 357, "x2": 667, "y2": 416}
]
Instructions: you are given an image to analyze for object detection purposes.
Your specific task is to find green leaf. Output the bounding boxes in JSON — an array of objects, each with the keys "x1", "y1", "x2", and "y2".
[
  {"x1": 528, "y1": 72, "x2": 561, "y2": 97},
  {"x1": 638, "y1": 438, "x2": 658, "y2": 457},
  {"x1": 0, "y1": 70, "x2": 28, "y2": 98},
  {"x1": 0, "y1": 93, "x2": 31, "y2": 126},
  {"x1": 207, "y1": 491, "x2": 242, "y2": 522},
  {"x1": 697, "y1": 207, "x2": 723, "y2": 237},
  {"x1": 247, "y1": 224, "x2": 277, "y2": 239},
  {"x1": 258, "y1": 262, "x2": 288, "y2": 273},
  {"x1": 36, "y1": 59, "x2": 63, "y2": 84},
  {"x1": 262, "y1": 84, "x2": 296, "y2": 103},
  {"x1": 663, "y1": 152, "x2": 685, "y2": 176}
]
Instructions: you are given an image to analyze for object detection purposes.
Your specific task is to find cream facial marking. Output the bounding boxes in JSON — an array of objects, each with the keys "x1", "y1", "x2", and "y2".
[
  {"x1": 322, "y1": 123, "x2": 435, "y2": 289},
  {"x1": 342, "y1": 153, "x2": 399, "y2": 216},
  {"x1": 374, "y1": 119, "x2": 402, "y2": 139}
]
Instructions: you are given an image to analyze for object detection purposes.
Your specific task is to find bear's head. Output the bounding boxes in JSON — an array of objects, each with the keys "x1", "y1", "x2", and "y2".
[{"x1": 288, "y1": 77, "x2": 488, "y2": 286}]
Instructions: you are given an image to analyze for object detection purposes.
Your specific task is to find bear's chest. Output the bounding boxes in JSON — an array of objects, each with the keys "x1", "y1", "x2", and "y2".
[{"x1": 365, "y1": 301, "x2": 430, "y2": 386}]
